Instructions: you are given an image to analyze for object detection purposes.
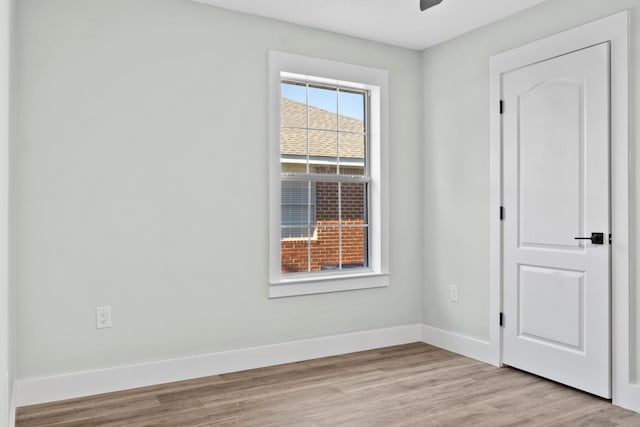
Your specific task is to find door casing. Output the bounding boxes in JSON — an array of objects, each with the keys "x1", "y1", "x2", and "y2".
[{"x1": 489, "y1": 11, "x2": 632, "y2": 407}]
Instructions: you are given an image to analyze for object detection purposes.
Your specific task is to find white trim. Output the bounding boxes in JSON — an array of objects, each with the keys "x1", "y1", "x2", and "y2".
[
  {"x1": 269, "y1": 272, "x2": 389, "y2": 298},
  {"x1": 489, "y1": 10, "x2": 634, "y2": 412},
  {"x1": 9, "y1": 384, "x2": 14, "y2": 427},
  {"x1": 615, "y1": 383, "x2": 640, "y2": 414},
  {"x1": 269, "y1": 51, "x2": 389, "y2": 298},
  {"x1": 0, "y1": 0, "x2": 10, "y2": 423},
  {"x1": 421, "y1": 325, "x2": 496, "y2": 366},
  {"x1": 13, "y1": 324, "x2": 421, "y2": 407},
  {"x1": 281, "y1": 158, "x2": 365, "y2": 167},
  {"x1": 487, "y1": 22, "x2": 504, "y2": 373}
]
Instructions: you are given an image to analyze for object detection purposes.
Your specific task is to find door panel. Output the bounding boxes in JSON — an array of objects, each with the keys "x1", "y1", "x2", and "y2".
[
  {"x1": 519, "y1": 80, "x2": 583, "y2": 249},
  {"x1": 502, "y1": 43, "x2": 611, "y2": 398},
  {"x1": 519, "y1": 265, "x2": 583, "y2": 349}
]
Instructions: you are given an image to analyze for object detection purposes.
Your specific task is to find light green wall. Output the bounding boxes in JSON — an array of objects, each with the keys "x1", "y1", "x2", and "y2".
[
  {"x1": 15, "y1": 0, "x2": 423, "y2": 378},
  {"x1": 421, "y1": 0, "x2": 640, "y2": 381}
]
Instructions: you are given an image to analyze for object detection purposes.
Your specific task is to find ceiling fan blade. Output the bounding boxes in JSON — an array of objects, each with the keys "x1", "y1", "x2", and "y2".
[{"x1": 420, "y1": 0, "x2": 444, "y2": 11}]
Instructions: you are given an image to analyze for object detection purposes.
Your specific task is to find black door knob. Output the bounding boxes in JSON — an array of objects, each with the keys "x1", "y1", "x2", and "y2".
[{"x1": 574, "y1": 232, "x2": 604, "y2": 245}]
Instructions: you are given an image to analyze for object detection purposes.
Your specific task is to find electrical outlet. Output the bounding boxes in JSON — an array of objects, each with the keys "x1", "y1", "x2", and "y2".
[
  {"x1": 450, "y1": 285, "x2": 459, "y2": 303},
  {"x1": 96, "y1": 306, "x2": 112, "y2": 329}
]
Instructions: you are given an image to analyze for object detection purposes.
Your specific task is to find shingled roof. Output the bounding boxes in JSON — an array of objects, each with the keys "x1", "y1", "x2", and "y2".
[{"x1": 280, "y1": 98, "x2": 365, "y2": 160}]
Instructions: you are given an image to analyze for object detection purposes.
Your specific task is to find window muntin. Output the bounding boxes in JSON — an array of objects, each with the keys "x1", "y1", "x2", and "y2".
[{"x1": 280, "y1": 80, "x2": 370, "y2": 275}]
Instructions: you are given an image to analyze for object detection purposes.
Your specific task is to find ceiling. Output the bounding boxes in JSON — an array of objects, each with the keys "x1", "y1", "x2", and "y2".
[{"x1": 193, "y1": 0, "x2": 550, "y2": 51}]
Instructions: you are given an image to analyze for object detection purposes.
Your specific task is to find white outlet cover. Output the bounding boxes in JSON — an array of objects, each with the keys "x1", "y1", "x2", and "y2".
[
  {"x1": 96, "y1": 306, "x2": 112, "y2": 329},
  {"x1": 450, "y1": 285, "x2": 459, "y2": 303}
]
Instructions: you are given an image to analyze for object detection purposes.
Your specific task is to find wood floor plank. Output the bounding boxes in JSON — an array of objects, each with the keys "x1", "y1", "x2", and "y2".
[{"x1": 16, "y1": 343, "x2": 640, "y2": 426}]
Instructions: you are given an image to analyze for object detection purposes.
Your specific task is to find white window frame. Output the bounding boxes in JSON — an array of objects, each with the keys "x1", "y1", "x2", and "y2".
[{"x1": 269, "y1": 51, "x2": 389, "y2": 298}]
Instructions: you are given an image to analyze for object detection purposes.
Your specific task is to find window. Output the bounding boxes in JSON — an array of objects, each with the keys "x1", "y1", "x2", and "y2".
[
  {"x1": 280, "y1": 80, "x2": 368, "y2": 273},
  {"x1": 269, "y1": 52, "x2": 389, "y2": 297}
]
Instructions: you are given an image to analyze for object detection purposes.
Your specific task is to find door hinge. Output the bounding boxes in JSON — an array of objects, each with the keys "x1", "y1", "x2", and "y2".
[
  {"x1": 499, "y1": 100, "x2": 504, "y2": 114},
  {"x1": 500, "y1": 206, "x2": 504, "y2": 221},
  {"x1": 499, "y1": 312, "x2": 504, "y2": 327},
  {"x1": 609, "y1": 234, "x2": 612, "y2": 244}
]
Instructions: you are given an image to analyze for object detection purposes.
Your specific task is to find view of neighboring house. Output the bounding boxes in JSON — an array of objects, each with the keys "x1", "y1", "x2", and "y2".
[{"x1": 279, "y1": 95, "x2": 368, "y2": 274}]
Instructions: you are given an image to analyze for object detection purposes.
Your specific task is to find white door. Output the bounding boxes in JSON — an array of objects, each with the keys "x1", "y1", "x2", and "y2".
[{"x1": 502, "y1": 42, "x2": 611, "y2": 398}]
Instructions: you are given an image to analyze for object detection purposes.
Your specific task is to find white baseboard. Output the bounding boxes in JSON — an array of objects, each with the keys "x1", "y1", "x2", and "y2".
[
  {"x1": 421, "y1": 324, "x2": 497, "y2": 366},
  {"x1": 9, "y1": 383, "x2": 15, "y2": 427},
  {"x1": 13, "y1": 324, "x2": 422, "y2": 408},
  {"x1": 614, "y1": 383, "x2": 640, "y2": 414}
]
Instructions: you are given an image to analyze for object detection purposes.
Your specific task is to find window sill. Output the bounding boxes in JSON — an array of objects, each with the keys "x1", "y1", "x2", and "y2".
[{"x1": 269, "y1": 272, "x2": 390, "y2": 298}]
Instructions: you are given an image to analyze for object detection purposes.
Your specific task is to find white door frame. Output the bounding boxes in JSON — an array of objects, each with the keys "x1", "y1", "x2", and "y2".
[
  {"x1": 489, "y1": 10, "x2": 638, "y2": 411},
  {"x1": 0, "y1": 0, "x2": 10, "y2": 423}
]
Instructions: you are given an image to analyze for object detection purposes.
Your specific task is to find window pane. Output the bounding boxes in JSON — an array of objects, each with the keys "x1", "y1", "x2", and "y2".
[
  {"x1": 281, "y1": 128, "x2": 307, "y2": 172},
  {"x1": 338, "y1": 133, "x2": 365, "y2": 175},
  {"x1": 308, "y1": 130, "x2": 337, "y2": 173},
  {"x1": 312, "y1": 226, "x2": 340, "y2": 271},
  {"x1": 341, "y1": 226, "x2": 368, "y2": 269},
  {"x1": 281, "y1": 235, "x2": 309, "y2": 273},
  {"x1": 281, "y1": 83, "x2": 307, "y2": 128},
  {"x1": 338, "y1": 90, "x2": 365, "y2": 133},
  {"x1": 315, "y1": 181, "x2": 339, "y2": 225},
  {"x1": 340, "y1": 182, "x2": 367, "y2": 225},
  {"x1": 281, "y1": 82, "x2": 307, "y2": 103},
  {"x1": 281, "y1": 181, "x2": 315, "y2": 239},
  {"x1": 281, "y1": 181, "x2": 312, "y2": 205},
  {"x1": 309, "y1": 86, "x2": 337, "y2": 130},
  {"x1": 282, "y1": 204, "x2": 308, "y2": 222}
]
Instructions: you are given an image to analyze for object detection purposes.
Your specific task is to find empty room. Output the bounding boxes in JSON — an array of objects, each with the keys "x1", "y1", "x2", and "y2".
[{"x1": 1, "y1": 0, "x2": 640, "y2": 425}]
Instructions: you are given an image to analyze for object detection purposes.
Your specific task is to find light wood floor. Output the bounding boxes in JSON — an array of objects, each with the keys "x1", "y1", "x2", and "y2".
[{"x1": 16, "y1": 343, "x2": 640, "y2": 426}]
